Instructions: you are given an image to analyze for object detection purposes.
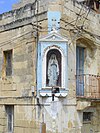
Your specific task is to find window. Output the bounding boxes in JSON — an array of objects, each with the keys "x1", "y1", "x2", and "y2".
[
  {"x1": 5, "y1": 105, "x2": 14, "y2": 133},
  {"x1": 83, "y1": 112, "x2": 93, "y2": 122},
  {"x1": 46, "y1": 49, "x2": 61, "y2": 87},
  {"x1": 3, "y1": 50, "x2": 12, "y2": 77},
  {"x1": 76, "y1": 46, "x2": 84, "y2": 96}
]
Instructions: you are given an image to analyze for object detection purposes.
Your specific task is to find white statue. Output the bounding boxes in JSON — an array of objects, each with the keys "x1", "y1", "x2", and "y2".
[{"x1": 48, "y1": 54, "x2": 59, "y2": 86}]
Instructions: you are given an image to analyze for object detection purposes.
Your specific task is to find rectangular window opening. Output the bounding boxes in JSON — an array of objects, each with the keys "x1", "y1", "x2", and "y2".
[
  {"x1": 3, "y1": 50, "x2": 12, "y2": 77},
  {"x1": 5, "y1": 105, "x2": 14, "y2": 133},
  {"x1": 76, "y1": 46, "x2": 84, "y2": 96},
  {"x1": 83, "y1": 112, "x2": 93, "y2": 122}
]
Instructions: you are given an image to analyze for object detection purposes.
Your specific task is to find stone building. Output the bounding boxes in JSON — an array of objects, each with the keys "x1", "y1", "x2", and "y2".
[{"x1": 0, "y1": 0, "x2": 100, "y2": 133}]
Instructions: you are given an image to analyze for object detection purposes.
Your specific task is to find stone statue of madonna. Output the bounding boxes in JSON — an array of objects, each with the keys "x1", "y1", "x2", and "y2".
[{"x1": 48, "y1": 54, "x2": 59, "y2": 86}]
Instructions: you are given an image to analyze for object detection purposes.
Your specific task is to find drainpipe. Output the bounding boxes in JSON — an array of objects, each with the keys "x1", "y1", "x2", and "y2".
[{"x1": 35, "y1": 0, "x2": 39, "y2": 98}]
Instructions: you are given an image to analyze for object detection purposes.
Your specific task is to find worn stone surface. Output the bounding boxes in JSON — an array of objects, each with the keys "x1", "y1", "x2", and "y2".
[{"x1": 0, "y1": 0, "x2": 100, "y2": 133}]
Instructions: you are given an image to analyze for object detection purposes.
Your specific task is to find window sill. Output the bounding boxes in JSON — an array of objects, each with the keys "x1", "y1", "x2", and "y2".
[
  {"x1": 2, "y1": 76, "x2": 12, "y2": 80},
  {"x1": 83, "y1": 121, "x2": 91, "y2": 124}
]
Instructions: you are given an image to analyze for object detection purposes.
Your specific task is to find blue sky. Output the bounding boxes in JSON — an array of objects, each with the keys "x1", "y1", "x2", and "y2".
[{"x1": 0, "y1": 0, "x2": 19, "y2": 14}]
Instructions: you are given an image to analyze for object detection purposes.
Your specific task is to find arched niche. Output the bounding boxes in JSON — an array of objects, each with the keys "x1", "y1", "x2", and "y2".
[{"x1": 46, "y1": 49, "x2": 62, "y2": 87}]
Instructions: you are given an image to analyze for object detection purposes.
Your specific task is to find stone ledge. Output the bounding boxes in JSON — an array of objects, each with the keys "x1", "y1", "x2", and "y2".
[{"x1": 0, "y1": 11, "x2": 47, "y2": 33}]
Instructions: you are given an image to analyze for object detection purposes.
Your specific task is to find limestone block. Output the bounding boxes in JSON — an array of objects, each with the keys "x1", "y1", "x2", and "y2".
[
  {"x1": 14, "y1": 68, "x2": 28, "y2": 76},
  {"x1": 77, "y1": 101, "x2": 91, "y2": 111},
  {"x1": 0, "y1": 126, "x2": 6, "y2": 133},
  {"x1": 13, "y1": 54, "x2": 25, "y2": 62},
  {"x1": 1, "y1": 83, "x2": 16, "y2": 91},
  {"x1": 14, "y1": 127, "x2": 24, "y2": 133},
  {"x1": 13, "y1": 61, "x2": 27, "y2": 69}
]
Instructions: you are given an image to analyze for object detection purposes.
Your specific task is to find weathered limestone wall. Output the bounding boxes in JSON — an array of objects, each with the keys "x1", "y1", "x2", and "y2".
[
  {"x1": 13, "y1": 0, "x2": 36, "y2": 9},
  {"x1": 13, "y1": 0, "x2": 59, "y2": 11},
  {"x1": 0, "y1": 104, "x2": 40, "y2": 133},
  {"x1": 39, "y1": 102, "x2": 82, "y2": 133},
  {"x1": 76, "y1": 38, "x2": 98, "y2": 75},
  {"x1": 0, "y1": 1, "x2": 48, "y2": 132},
  {"x1": 0, "y1": 1, "x2": 47, "y2": 35},
  {"x1": 38, "y1": 1, "x2": 100, "y2": 133},
  {"x1": 0, "y1": 2, "x2": 37, "y2": 25},
  {"x1": 14, "y1": 104, "x2": 39, "y2": 133},
  {"x1": 40, "y1": 0, "x2": 100, "y2": 132},
  {"x1": 96, "y1": 105, "x2": 100, "y2": 132},
  {"x1": 0, "y1": 25, "x2": 36, "y2": 97},
  {"x1": 61, "y1": 0, "x2": 100, "y2": 36},
  {"x1": 0, "y1": 105, "x2": 6, "y2": 133},
  {"x1": 0, "y1": 24, "x2": 39, "y2": 132},
  {"x1": 0, "y1": 10, "x2": 42, "y2": 130},
  {"x1": 0, "y1": 0, "x2": 100, "y2": 133},
  {"x1": 97, "y1": 48, "x2": 100, "y2": 75}
]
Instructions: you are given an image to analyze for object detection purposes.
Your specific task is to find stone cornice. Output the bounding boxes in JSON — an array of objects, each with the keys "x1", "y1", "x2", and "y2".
[{"x1": 0, "y1": 11, "x2": 47, "y2": 33}]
